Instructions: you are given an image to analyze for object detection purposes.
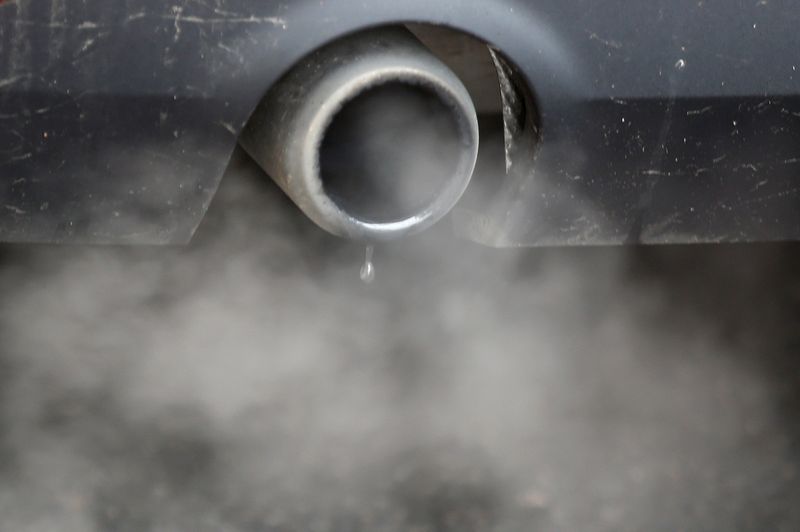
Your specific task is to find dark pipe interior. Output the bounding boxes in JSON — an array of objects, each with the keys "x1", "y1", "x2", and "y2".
[{"x1": 318, "y1": 82, "x2": 467, "y2": 223}]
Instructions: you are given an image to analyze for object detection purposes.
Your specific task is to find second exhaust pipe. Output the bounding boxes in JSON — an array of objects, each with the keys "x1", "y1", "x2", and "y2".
[{"x1": 239, "y1": 27, "x2": 480, "y2": 241}]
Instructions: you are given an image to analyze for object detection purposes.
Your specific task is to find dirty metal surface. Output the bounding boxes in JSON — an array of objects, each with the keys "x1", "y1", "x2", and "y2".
[{"x1": 1, "y1": 0, "x2": 799, "y2": 245}]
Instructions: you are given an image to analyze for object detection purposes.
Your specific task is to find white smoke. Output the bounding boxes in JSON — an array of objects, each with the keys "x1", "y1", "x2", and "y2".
[{"x1": 0, "y1": 150, "x2": 799, "y2": 531}]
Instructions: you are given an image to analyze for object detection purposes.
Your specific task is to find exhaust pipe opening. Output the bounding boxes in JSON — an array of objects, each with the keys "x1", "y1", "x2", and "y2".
[
  {"x1": 239, "y1": 27, "x2": 480, "y2": 241},
  {"x1": 318, "y1": 81, "x2": 468, "y2": 224}
]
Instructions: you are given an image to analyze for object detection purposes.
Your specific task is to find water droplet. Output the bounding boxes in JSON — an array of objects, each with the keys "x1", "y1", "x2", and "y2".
[{"x1": 360, "y1": 245, "x2": 375, "y2": 284}]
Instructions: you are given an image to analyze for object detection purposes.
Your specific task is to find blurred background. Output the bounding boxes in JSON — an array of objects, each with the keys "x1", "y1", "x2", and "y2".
[{"x1": 1, "y1": 151, "x2": 799, "y2": 531}]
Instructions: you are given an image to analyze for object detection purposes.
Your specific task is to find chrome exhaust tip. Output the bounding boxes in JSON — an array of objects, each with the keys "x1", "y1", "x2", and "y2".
[{"x1": 239, "y1": 27, "x2": 479, "y2": 241}]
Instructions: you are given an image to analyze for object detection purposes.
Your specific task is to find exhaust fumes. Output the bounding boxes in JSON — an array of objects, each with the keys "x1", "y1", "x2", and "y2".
[{"x1": 1, "y1": 152, "x2": 799, "y2": 531}]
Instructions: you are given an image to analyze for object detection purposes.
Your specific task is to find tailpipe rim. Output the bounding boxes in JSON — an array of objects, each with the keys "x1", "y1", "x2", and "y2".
[{"x1": 301, "y1": 68, "x2": 480, "y2": 241}]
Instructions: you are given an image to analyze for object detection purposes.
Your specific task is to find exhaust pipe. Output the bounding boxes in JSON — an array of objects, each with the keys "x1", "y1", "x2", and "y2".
[{"x1": 239, "y1": 27, "x2": 479, "y2": 241}]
